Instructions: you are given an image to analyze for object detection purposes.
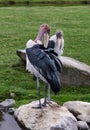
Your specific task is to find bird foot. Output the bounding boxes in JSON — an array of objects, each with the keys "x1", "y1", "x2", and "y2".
[
  {"x1": 32, "y1": 103, "x2": 43, "y2": 109},
  {"x1": 42, "y1": 98, "x2": 53, "y2": 107},
  {"x1": 32, "y1": 98, "x2": 53, "y2": 109}
]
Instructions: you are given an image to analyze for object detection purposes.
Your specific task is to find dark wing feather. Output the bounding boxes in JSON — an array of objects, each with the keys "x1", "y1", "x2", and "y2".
[
  {"x1": 47, "y1": 40, "x2": 55, "y2": 48},
  {"x1": 44, "y1": 47, "x2": 62, "y2": 73},
  {"x1": 49, "y1": 53, "x2": 62, "y2": 73},
  {"x1": 44, "y1": 48, "x2": 58, "y2": 56}
]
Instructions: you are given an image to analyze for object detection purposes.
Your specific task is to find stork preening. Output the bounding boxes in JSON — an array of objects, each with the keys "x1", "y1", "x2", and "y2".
[
  {"x1": 26, "y1": 24, "x2": 50, "y2": 73},
  {"x1": 26, "y1": 24, "x2": 63, "y2": 108},
  {"x1": 48, "y1": 30, "x2": 64, "y2": 57}
]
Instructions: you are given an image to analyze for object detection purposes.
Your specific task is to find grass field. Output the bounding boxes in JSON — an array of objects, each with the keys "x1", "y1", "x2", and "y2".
[
  {"x1": 0, "y1": 5, "x2": 90, "y2": 107},
  {"x1": 0, "y1": 0, "x2": 90, "y2": 6}
]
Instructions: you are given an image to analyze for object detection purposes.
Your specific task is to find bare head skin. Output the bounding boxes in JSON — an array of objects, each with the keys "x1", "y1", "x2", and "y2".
[
  {"x1": 35, "y1": 24, "x2": 50, "y2": 47},
  {"x1": 56, "y1": 30, "x2": 63, "y2": 50}
]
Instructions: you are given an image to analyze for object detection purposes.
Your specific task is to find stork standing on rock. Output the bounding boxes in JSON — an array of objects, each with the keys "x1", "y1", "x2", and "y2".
[
  {"x1": 26, "y1": 24, "x2": 52, "y2": 108},
  {"x1": 26, "y1": 24, "x2": 62, "y2": 108},
  {"x1": 43, "y1": 30, "x2": 64, "y2": 103}
]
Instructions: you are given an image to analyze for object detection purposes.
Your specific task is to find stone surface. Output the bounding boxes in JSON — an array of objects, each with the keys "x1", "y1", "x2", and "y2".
[
  {"x1": 77, "y1": 121, "x2": 89, "y2": 130},
  {"x1": 60, "y1": 56, "x2": 90, "y2": 86},
  {"x1": 63, "y1": 101, "x2": 90, "y2": 124},
  {"x1": 51, "y1": 116, "x2": 78, "y2": 130},
  {"x1": 0, "y1": 99, "x2": 15, "y2": 110},
  {"x1": 16, "y1": 49, "x2": 90, "y2": 86},
  {"x1": 14, "y1": 99, "x2": 78, "y2": 130},
  {"x1": 0, "y1": 111, "x2": 23, "y2": 130},
  {"x1": 16, "y1": 49, "x2": 26, "y2": 63},
  {"x1": 77, "y1": 114, "x2": 90, "y2": 124}
]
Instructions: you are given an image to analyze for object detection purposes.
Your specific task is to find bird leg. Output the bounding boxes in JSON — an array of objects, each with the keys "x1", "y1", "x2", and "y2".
[
  {"x1": 37, "y1": 77, "x2": 42, "y2": 108},
  {"x1": 32, "y1": 77, "x2": 42, "y2": 109},
  {"x1": 43, "y1": 83, "x2": 51, "y2": 107},
  {"x1": 47, "y1": 84, "x2": 51, "y2": 101},
  {"x1": 42, "y1": 83, "x2": 48, "y2": 107}
]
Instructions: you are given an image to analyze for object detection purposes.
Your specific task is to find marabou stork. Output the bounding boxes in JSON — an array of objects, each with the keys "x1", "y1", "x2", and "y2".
[
  {"x1": 26, "y1": 24, "x2": 52, "y2": 108},
  {"x1": 42, "y1": 30, "x2": 64, "y2": 103},
  {"x1": 26, "y1": 24, "x2": 50, "y2": 74},
  {"x1": 26, "y1": 25, "x2": 62, "y2": 108},
  {"x1": 26, "y1": 44, "x2": 61, "y2": 108},
  {"x1": 48, "y1": 30, "x2": 64, "y2": 57}
]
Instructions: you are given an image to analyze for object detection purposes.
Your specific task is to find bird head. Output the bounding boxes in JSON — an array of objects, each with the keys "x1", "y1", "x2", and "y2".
[
  {"x1": 40, "y1": 24, "x2": 50, "y2": 35},
  {"x1": 36, "y1": 24, "x2": 50, "y2": 47},
  {"x1": 56, "y1": 30, "x2": 63, "y2": 39},
  {"x1": 56, "y1": 30, "x2": 63, "y2": 50}
]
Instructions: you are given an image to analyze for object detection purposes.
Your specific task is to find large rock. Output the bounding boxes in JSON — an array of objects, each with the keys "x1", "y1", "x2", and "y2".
[
  {"x1": 0, "y1": 112, "x2": 22, "y2": 130},
  {"x1": 17, "y1": 49, "x2": 26, "y2": 63},
  {"x1": 77, "y1": 121, "x2": 89, "y2": 130},
  {"x1": 0, "y1": 99, "x2": 15, "y2": 110},
  {"x1": 14, "y1": 99, "x2": 78, "y2": 130},
  {"x1": 63, "y1": 101, "x2": 90, "y2": 124},
  {"x1": 16, "y1": 49, "x2": 90, "y2": 86},
  {"x1": 60, "y1": 56, "x2": 90, "y2": 86}
]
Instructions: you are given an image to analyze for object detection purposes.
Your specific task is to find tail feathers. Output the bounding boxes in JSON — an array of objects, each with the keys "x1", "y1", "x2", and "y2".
[
  {"x1": 48, "y1": 72, "x2": 61, "y2": 94},
  {"x1": 49, "y1": 53, "x2": 62, "y2": 73}
]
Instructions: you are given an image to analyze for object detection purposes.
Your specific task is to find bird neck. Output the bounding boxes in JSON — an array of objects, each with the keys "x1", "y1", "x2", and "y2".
[
  {"x1": 43, "y1": 33, "x2": 49, "y2": 48},
  {"x1": 35, "y1": 29, "x2": 43, "y2": 41}
]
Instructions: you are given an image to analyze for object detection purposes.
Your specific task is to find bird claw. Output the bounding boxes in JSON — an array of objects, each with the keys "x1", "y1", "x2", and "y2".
[
  {"x1": 42, "y1": 98, "x2": 53, "y2": 107},
  {"x1": 32, "y1": 98, "x2": 53, "y2": 109}
]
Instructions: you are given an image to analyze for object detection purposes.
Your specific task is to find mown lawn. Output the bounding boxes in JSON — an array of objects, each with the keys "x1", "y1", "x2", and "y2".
[
  {"x1": 0, "y1": 5, "x2": 90, "y2": 107},
  {"x1": 0, "y1": 0, "x2": 89, "y2": 7}
]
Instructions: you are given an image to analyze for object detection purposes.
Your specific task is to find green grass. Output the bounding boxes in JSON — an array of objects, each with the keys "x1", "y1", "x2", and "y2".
[
  {"x1": 0, "y1": 5, "x2": 90, "y2": 107},
  {"x1": 0, "y1": 0, "x2": 89, "y2": 7},
  {"x1": 0, "y1": 0, "x2": 89, "y2": 2}
]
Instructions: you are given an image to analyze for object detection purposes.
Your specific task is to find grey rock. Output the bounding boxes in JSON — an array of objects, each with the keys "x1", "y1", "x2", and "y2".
[
  {"x1": 16, "y1": 49, "x2": 26, "y2": 62},
  {"x1": 60, "y1": 56, "x2": 90, "y2": 86},
  {"x1": 51, "y1": 117, "x2": 78, "y2": 130},
  {"x1": 16, "y1": 49, "x2": 90, "y2": 86},
  {"x1": 63, "y1": 101, "x2": 90, "y2": 124},
  {"x1": 77, "y1": 121, "x2": 89, "y2": 130},
  {"x1": 0, "y1": 99, "x2": 15, "y2": 110},
  {"x1": 77, "y1": 114, "x2": 90, "y2": 124},
  {"x1": 8, "y1": 108, "x2": 16, "y2": 115},
  {"x1": 15, "y1": 99, "x2": 78, "y2": 130},
  {"x1": 0, "y1": 112, "x2": 22, "y2": 130},
  {"x1": 50, "y1": 126, "x2": 65, "y2": 130}
]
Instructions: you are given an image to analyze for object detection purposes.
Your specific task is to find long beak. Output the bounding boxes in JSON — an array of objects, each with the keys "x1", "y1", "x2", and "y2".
[
  {"x1": 57, "y1": 38, "x2": 62, "y2": 50},
  {"x1": 43, "y1": 32, "x2": 50, "y2": 48}
]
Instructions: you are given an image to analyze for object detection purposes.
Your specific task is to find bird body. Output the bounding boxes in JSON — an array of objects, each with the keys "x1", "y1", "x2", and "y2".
[
  {"x1": 26, "y1": 39, "x2": 42, "y2": 74},
  {"x1": 48, "y1": 31, "x2": 64, "y2": 57},
  {"x1": 26, "y1": 44, "x2": 61, "y2": 94},
  {"x1": 26, "y1": 24, "x2": 50, "y2": 74},
  {"x1": 25, "y1": 24, "x2": 62, "y2": 108}
]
